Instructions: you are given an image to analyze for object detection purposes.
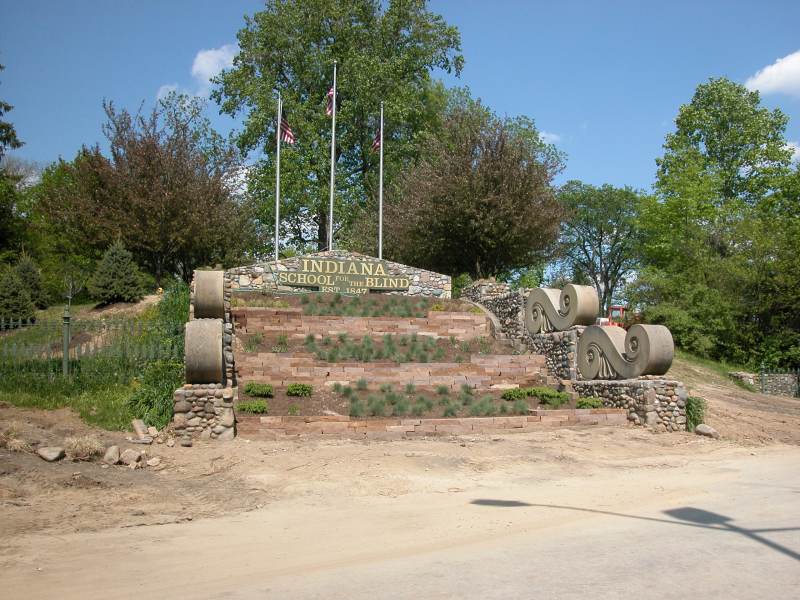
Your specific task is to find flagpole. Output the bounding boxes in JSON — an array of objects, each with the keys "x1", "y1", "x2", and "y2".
[
  {"x1": 328, "y1": 60, "x2": 337, "y2": 251},
  {"x1": 378, "y1": 101, "x2": 384, "y2": 260},
  {"x1": 274, "y1": 93, "x2": 282, "y2": 263}
]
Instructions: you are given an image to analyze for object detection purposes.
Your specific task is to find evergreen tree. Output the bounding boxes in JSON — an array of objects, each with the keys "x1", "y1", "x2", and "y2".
[
  {"x1": 89, "y1": 241, "x2": 145, "y2": 304},
  {"x1": 0, "y1": 267, "x2": 35, "y2": 321},
  {"x1": 14, "y1": 253, "x2": 48, "y2": 309}
]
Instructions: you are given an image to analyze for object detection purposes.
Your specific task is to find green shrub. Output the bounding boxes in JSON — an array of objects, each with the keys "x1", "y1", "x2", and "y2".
[
  {"x1": 443, "y1": 402, "x2": 458, "y2": 417},
  {"x1": 237, "y1": 399, "x2": 268, "y2": 414},
  {"x1": 332, "y1": 382, "x2": 343, "y2": 393},
  {"x1": 243, "y1": 382, "x2": 274, "y2": 397},
  {"x1": 0, "y1": 267, "x2": 35, "y2": 321},
  {"x1": 349, "y1": 398, "x2": 366, "y2": 417},
  {"x1": 15, "y1": 253, "x2": 48, "y2": 309},
  {"x1": 405, "y1": 382, "x2": 416, "y2": 395},
  {"x1": 394, "y1": 397, "x2": 410, "y2": 416},
  {"x1": 89, "y1": 240, "x2": 146, "y2": 304},
  {"x1": 287, "y1": 383, "x2": 313, "y2": 397},
  {"x1": 526, "y1": 387, "x2": 570, "y2": 408},
  {"x1": 436, "y1": 384, "x2": 450, "y2": 395},
  {"x1": 287, "y1": 403, "x2": 300, "y2": 416},
  {"x1": 244, "y1": 333, "x2": 263, "y2": 352},
  {"x1": 379, "y1": 383, "x2": 393, "y2": 393},
  {"x1": 452, "y1": 273, "x2": 473, "y2": 298},
  {"x1": 127, "y1": 360, "x2": 184, "y2": 428},
  {"x1": 499, "y1": 402, "x2": 508, "y2": 414},
  {"x1": 367, "y1": 395, "x2": 386, "y2": 416},
  {"x1": 501, "y1": 387, "x2": 527, "y2": 401},
  {"x1": 271, "y1": 334, "x2": 289, "y2": 353},
  {"x1": 685, "y1": 396, "x2": 706, "y2": 432},
  {"x1": 512, "y1": 398, "x2": 529, "y2": 415},
  {"x1": 356, "y1": 378, "x2": 368, "y2": 391},
  {"x1": 385, "y1": 391, "x2": 401, "y2": 405},
  {"x1": 411, "y1": 401, "x2": 425, "y2": 417},
  {"x1": 577, "y1": 397, "x2": 603, "y2": 409}
]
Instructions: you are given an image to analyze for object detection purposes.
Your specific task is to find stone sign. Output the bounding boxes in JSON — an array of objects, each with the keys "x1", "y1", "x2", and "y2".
[{"x1": 276, "y1": 257, "x2": 410, "y2": 294}]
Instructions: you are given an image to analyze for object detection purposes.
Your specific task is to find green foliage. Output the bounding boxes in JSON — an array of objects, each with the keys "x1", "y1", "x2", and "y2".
[
  {"x1": 285, "y1": 383, "x2": 311, "y2": 397},
  {"x1": 512, "y1": 398, "x2": 530, "y2": 414},
  {"x1": 237, "y1": 399, "x2": 268, "y2": 414},
  {"x1": 436, "y1": 384, "x2": 450, "y2": 395},
  {"x1": 557, "y1": 181, "x2": 645, "y2": 310},
  {"x1": 577, "y1": 397, "x2": 603, "y2": 409},
  {"x1": 287, "y1": 403, "x2": 300, "y2": 416},
  {"x1": 367, "y1": 395, "x2": 386, "y2": 417},
  {"x1": 685, "y1": 396, "x2": 706, "y2": 432},
  {"x1": 89, "y1": 241, "x2": 146, "y2": 304},
  {"x1": 356, "y1": 378, "x2": 368, "y2": 391},
  {"x1": 500, "y1": 387, "x2": 527, "y2": 401},
  {"x1": 0, "y1": 266, "x2": 35, "y2": 320},
  {"x1": 452, "y1": 273, "x2": 473, "y2": 298},
  {"x1": 529, "y1": 387, "x2": 569, "y2": 408},
  {"x1": 442, "y1": 401, "x2": 459, "y2": 417},
  {"x1": 126, "y1": 360, "x2": 183, "y2": 428},
  {"x1": 243, "y1": 382, "x2": 274, "y2": 398},
  {"x1": 215, "y1": 0, "x2": 462, "y2": 253},
  {"x1": 394, "y1": 396, "x2": 410, "y2": 417},
  {"x1": 15, "y1": 253, "x2": 48, "y2": 309},
  {"x1": 386, "y1": 89, "x2": 565, "y2": 278},
  {"x1": 349, "y1": 398, "x2": 366, "y2": 418},
  {"x1": 271, "y1": 334, "x2": 289, "y2": 353},
  {"x1": 244, "y1": 333, "x2": 263, "y2": 352}
]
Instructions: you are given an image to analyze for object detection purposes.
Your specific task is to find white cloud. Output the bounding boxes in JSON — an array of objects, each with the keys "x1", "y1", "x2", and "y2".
[
  {"x1": 191, "y1": 44, "x2": 237, "y2": 97},
  {"x1": 787, "y1": 141, "x2": 800, "y2": 163},
  {"x1": 745, "y1": 50, "x2": 800, "y2": 97},
  {"x1": 540, "y1": 131, "x2": 561, "y2": 144},
  {"x1": 156, "y1": 83, "x2": 179, "y2": 100}
]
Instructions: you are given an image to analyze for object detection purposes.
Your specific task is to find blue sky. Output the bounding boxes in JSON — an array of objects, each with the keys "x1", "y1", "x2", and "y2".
[{"x1": 2, "y1": 0, "x2": 799, "y2": 190}]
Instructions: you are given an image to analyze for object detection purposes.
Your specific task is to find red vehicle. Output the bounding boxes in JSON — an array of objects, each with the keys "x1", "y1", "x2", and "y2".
[{"x1": 607, "y1": 305, "x2": 626, "y2": 327}]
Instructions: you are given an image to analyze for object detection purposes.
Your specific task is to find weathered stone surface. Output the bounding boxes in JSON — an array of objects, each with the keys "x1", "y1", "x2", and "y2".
[
  {"x1": 174, "y1": 400, "x2": 191, "y2": 413},
  {"x1": 120, "y1": 449, "x2": 142, "y2": 465},
  {"x1": 103, "y1": 445, "x2": 120, "y2": 465},
  {"x1": 37, "y1": 446, "x2": 65, "y2": 462},
  {"x1": 219, "y1": 407, "x2": 235, "y2": 427},
  {"x1": 132, "y1": 419, "x2": 148, "y2": 439},
  {"x1": 217, "y1": 428, "x2": 235, "y2": 441},
  {"x1": 146, "y1": 457, "x2": 161, "y2": 467},
  {"x1": 695, "y1": 424, "x2": 720, "y2": 439}
]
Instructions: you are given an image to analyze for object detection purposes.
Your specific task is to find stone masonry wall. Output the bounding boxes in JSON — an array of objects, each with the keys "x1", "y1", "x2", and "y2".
[
  {"x1": 761, "y1": 372, "x2": 799, "y2": 397},
  {"x1": 528, "y1": 328, "x2": 584, "y2": 381},
  {"x1": 172, "y1": 383, "x2": 235, "y2": 441},
  {"x1": 226, "y1": 250, "x2": 451, "y2": 298},
  {"x1": 573, "y1": 378, "x2": 688, "y2": 432}
]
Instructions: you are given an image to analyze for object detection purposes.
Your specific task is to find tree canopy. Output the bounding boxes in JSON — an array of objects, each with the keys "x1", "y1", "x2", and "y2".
[{"x1": 213, "y1": 0, "x2": 463, "y2": 252}]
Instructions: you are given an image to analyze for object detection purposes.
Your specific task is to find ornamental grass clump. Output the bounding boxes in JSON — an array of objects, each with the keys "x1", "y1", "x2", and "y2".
[
  {"x1": 237, "y1": 400, "x2": 268, "y2": 414},
  {"x1": 685, "y1": 396, "x2": 706, "y2": 432}
]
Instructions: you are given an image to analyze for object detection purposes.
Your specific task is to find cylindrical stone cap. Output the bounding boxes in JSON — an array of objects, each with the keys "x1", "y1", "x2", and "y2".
[
  {"x1": 194, "y1": 270, "x2": 225, "y2": 319},
  {"x1": 185, "y1": 318, "x2": 224, "y2": 384}
]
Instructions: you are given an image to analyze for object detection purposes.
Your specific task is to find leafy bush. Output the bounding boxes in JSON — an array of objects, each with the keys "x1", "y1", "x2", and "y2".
[
  {"x1": 356, "y1": 378, "x2": 368, "y2": 391},
  {"x1": 527, "y1": 387, "x2": 569, "y2": 408},
  {"x1": 237, "y1": 399, "x2": 268, "y2": 414},
  {"x1": 443, "y1": 402, "x2": 459, "y2": 417},
  {"x1": 127, "y1": 360, "x2": 184, "y2": 428},
  {"x1": 243, "y1": 382, "x2": 274, "y2": 397},
  {"x1": 394, "y1": 397, "x2": 410, "y2": 416},
  {"x1": 367, "y1": 395, "x2": 386, "y2": 416},
  {"x1": 436, "y1": 384, "x2": 450, "y2": 395},
  {"x1": 501, "y1": 387, "x2": 527, "y2": 401},
  {"x1": 89, "y1": 240, "x2": 146, "y2": 304},
  {"x1": 287, "y1": 383, "x2": 313, "y2": 397},
  {"x1": 685, "y1": 396, "x2": 706, "y2": 432},
  {"x1": 512, "y1": 398, "x2": 530, "y2": 414},
  {"x1": 342, "y1": 386, "x2": 354, "y2": 398},
  {"x1": 577, "y1": 397, "x2": 603, "y2": 409},
  {"x1": 15, "y1": 253, "x2": 48, "y2": 309},
  {"x1": 0, "y1": 267, "x2": 35, "y2": 321},
  {"x1": 452, "y1": 273, "x2": 473, "y2": 298}
]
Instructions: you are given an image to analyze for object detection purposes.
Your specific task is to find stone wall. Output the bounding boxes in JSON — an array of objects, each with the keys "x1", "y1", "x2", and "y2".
[
  {"x1": 172, "y1": 384, "x2": 235, "y2": 441},
  {"x1": 234, "y1": 307, "x2": 491, "y2": 341},
  {"x1": 226, "y1": 250, "x2": 452, "y2": 298},
  {"x1": 461, "y1": 285, "x2": 525, "y2": 340},
  {"x1": 528, "y1": 328, "x2": 584, "y2": 381},
  {"x1": 761, "y1": 372, "x2": 799, "y2": 397},
  {"x1": 573, "y1": 378, "x2": 688, "y2": 432}
]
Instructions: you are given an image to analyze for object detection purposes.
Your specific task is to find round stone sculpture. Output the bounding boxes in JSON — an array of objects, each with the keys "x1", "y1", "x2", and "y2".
[
  {"x1": 185, "y1": 318, "x2": 224, "y2": 383},
  {"x1": 525, "y1": 284, "x2": 599, "y2": 334},
  {"x1": 577, "y1": 324, "x2": 674, "y2": 380},
  {"x1": 194, "y1": 270, "x2": 225, "y2": 319}
]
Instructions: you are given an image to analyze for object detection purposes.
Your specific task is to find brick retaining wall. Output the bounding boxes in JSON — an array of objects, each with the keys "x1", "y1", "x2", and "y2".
[
  {"x1": 237, "y1": 353, "x2": 550, "y2": 389},
  {"x1": 236, "y1": 408, "x2": 628, "y2": 439},
  {"x1": 233, "y1": 307, "x2": 491, "y2": 341}
]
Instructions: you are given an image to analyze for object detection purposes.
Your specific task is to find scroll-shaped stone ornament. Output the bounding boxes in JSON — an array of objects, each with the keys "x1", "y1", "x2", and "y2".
[
  {"x1": 525, "y1": 284, "x2": 599, "y2": 334},
  {"x1": 185, "y1": 318, "x2": 224, "y2": 383},
  {"x1": 577, "y1": 324, "x2": 674, "y2": 380},
  {"x1": 194, "y1": 270, "x2": 225, "y2": 319}
]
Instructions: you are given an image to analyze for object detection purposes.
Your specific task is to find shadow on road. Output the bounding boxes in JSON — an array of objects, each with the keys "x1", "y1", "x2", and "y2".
[{"x1": 469, "y1": 500, "x2": 800, "y2": 561}]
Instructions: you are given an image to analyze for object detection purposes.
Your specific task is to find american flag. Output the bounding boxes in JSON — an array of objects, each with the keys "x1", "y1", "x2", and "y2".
[
  {"x1": 325, "y1": 87, "x2": 335, "y2": 116},
  {"x1": 371, "y1": 125, "x2": 381, "y2": 152},
  {"x1": 280, "y1": 115, "x2": 295, "y2": 144}
]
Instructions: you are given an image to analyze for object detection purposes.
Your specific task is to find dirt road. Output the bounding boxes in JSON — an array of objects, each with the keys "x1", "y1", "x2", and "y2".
[{"x1": 2, "y1": 432, "x2": 798, "y2": 599}]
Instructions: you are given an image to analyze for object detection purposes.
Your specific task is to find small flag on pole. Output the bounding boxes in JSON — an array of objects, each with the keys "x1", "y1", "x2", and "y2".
[
  {"x1": 280, "y1": 115, "x2": 296, "y2": 144},
  {"x1": 325, "y1": 87, "x2": 335, "y2": 116},
  {"x1": 371, "y1": 125, "x2": 381, "y2": 152}
]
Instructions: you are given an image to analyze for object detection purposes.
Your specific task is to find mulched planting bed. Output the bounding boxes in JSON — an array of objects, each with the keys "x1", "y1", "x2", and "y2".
[
  {"x1": 236, "y1": 383, "x2": 574, "y2": 419},
  {"x1": 231, "y1": 291, "x2": 480, "y2": 317}
]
